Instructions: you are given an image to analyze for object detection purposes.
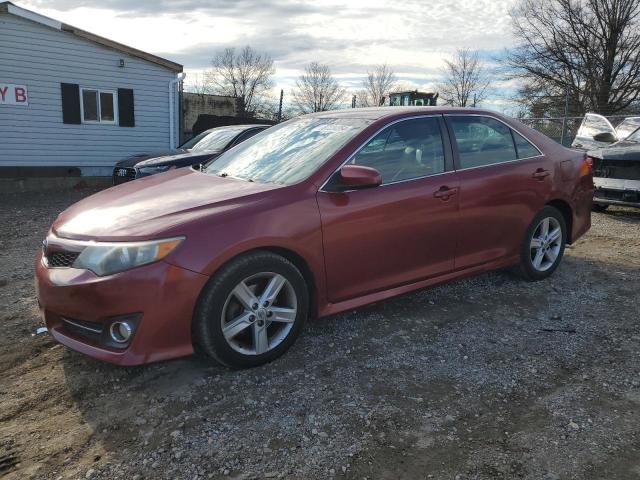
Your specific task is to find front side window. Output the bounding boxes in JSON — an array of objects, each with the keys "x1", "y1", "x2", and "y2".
[
  {"x1": 448, "y1": 116, "x2": 517, "y2": 169},
  {"x1": 231, "y1": 128, "x2": 263, "y2": 146},
  {"x1": 351, "y1": 117, "x2": 445, "y2": 184},
  {"x1": 81, "y1": 88, "x2": 117, "y2": 124},
  {"x1": 204, "y1": 117, "x2": 371, "y2": 185}
]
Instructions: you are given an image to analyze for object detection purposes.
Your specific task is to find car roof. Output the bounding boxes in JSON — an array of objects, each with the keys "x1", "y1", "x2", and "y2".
[
  {"x1": 308, "y1": 106, "x2": 503, "y2": 121},
  {"x1": 204, "y1": 124, "x2": 270, "y2": 132}
]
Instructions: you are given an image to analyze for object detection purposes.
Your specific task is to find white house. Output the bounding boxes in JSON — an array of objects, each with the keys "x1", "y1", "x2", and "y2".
[{"x1": 0, "y1": 2, "x2": 184, "y2": 176}]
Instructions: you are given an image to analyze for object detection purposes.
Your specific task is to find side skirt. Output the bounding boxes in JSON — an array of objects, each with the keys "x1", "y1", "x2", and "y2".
[{"x1": 318, "y1": 255, "x2": 520, "y2": 318}]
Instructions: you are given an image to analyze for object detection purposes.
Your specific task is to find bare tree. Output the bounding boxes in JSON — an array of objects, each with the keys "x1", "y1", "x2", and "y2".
[
  {"x1": 292, "y1": 62, "x2": 346, "y2": 113},
  {"x1": 184, "y1": 73, "x2": 211, "y2": 95},
  {"x1": 358, "y1": 64, "x2": 397, "y2": 107},
  {"x1": 506, "y1": 0, "x2": 640, "y2": 115},
  {"x1": 438, "y1": 48, "x2": 490, "y2": 107},
  {"x1": 205, "y1": 46, "x2": 275, "y2": 115}
]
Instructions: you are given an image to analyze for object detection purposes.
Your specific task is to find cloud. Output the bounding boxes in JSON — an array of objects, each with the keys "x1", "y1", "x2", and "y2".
[{"x1": 17, "y1": 0, "x2": 520, "y2": 109}]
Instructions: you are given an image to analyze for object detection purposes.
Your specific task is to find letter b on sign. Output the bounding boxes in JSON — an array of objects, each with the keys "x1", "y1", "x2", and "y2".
[{"x1": 15, "y1": 87, "x2": 27, "y2": 103}]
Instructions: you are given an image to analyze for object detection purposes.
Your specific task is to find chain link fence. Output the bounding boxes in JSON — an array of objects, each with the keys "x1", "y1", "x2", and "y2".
[{"x1": 520, "y1": 114, "x2": 640, "y2": 147}]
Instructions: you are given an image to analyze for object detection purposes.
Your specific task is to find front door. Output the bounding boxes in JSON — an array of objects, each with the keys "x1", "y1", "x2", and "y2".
[{"x1": 317, "y1": 116, "x2": 459, "y2": 303}]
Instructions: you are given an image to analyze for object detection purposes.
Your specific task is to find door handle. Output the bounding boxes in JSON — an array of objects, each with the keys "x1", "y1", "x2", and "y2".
[
  {"x1": 532, "y1": 169, "x2": 550, "y2": 180},
  {"x1": 433, "y1": 186, "x2": 458, "y2": 200}
]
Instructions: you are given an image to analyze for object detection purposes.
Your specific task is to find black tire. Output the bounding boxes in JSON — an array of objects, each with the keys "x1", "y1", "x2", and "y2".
[
  {"x1": 592, "y1": 203, "x2": 609, "y2": 212},
  {"x1": 517, "y1": 206, "x2": 567, "y2": 282},
  {"x1": 193, "y1": 250, "x2": 308, "y2": 368}
]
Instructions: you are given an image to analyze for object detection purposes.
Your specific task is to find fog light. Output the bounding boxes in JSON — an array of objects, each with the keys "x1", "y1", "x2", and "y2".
[{"x1": 110, "y1": 321, "x2": 132, "y2": 344}]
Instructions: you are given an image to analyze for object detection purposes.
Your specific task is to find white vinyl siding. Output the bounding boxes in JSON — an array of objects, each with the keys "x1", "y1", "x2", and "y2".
[{"x1": 0, "y1": 13, "x2": 179, "y2": 170}]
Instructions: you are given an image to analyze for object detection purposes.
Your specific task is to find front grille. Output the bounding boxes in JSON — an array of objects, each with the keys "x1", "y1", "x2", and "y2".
[
  {"x1": 46, "y1": 251, "x2": 79, "y2": 267},
  {"x1": 113, "y1": 167, "x2": 137, "y2": 185},
  {"x1": 593, "y1": 158, "x2": 640, "y2": 180}
]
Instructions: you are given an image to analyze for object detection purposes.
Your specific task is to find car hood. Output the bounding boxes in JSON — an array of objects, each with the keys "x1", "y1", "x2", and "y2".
[
  {"x1": 135, "y1": 150, "x2": 223, "y2": 168},
  {"x1": 53, "y1": 168, "x2": 283, "y2": 240},
  {"x1": 588, "y1": 142, "x2": 640, "y2": 161},
  {"x1": 115, "y1": 149, "x2": 187, "y2": 167}
]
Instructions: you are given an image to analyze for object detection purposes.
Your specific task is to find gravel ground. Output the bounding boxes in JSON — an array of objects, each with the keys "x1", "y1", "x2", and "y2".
[{"x1": 1, "y1": 188, "x2": 639, "y2": 480}]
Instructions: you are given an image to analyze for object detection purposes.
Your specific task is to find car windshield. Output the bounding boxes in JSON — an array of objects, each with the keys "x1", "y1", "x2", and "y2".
[
  {"x1": 203, "y1": 117, "x2": 371, "y2": 184},
  {"x1": 179, "y1": 130, "x2": 212, "y2": 149},
  {"x1": 190, "y1": 128, "x2": 242, "y2": 152},
  {"x1": 615, "y1": 118, "x2": 640, "y2": 139},
  {"x1": 625, "y1": 127, "x2": 640, "y2": 143}
]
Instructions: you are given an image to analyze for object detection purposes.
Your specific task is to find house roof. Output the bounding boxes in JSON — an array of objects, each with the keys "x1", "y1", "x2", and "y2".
[{"x1": 0, "y1": 1, "x2": 183, "y2": 73}]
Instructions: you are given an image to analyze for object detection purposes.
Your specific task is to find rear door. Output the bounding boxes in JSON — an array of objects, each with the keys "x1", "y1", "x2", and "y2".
[
  {"x1": 445, "y1": 115, "x2": 552, "y2": 269},
  {"x1": 317, "y1": 116, "x2": 459, "y2": 303}
]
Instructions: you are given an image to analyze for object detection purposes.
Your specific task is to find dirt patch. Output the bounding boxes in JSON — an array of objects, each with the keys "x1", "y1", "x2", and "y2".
[{"x1": 1, "y1": 189, "x2": 639, "y2": 479}]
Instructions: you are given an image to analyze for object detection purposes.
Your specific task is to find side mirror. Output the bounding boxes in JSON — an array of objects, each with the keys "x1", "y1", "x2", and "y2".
[
  {"x1": 593, "y1": 132, "x2": 617, "y2": 143},
  {"x1": 339, "y1": 165, "x2": 382, "y2": 189}
]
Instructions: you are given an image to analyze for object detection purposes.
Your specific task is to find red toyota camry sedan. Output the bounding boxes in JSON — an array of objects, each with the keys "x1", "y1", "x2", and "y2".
[{"x1": 36, "y1": 107, "x2": 593, "y2": 368}]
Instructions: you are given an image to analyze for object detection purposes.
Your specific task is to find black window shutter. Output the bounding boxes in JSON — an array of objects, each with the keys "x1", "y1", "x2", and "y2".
[
  {"x1": 61, "y1": 83, "x2": 81, "y2": 124},
  {"x1": 118, "y1": 88, "x2": 135, "y2": 127}
]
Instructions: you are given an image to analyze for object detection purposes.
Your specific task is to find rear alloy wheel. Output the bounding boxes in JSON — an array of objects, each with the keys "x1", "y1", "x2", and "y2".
[
  {"x1": 193, "y1": 251, "x2": 308, "y2": 368},
  {"x1": 518, "y1": 206, "x2": 566, "y2": 281}
]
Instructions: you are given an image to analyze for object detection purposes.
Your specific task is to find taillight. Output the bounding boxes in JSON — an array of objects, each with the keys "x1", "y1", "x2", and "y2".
[
  {"x1": 580, "y1": 155, "x2": 593, "y2": 177},
  {"x1": 584, "y1": 155, "x2": 593, "y2": 169}
]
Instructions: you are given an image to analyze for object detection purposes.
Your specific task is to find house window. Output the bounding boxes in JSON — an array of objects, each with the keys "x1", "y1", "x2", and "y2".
[{"x1": 80, "y1": 88, "x2": 117, "y2": 124}]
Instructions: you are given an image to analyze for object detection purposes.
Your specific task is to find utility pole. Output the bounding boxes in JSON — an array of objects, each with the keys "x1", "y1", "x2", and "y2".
[
  {"x1": 560, "y1": 86, "x2": 569, "y2": 146},
  {"x1": 277, "y1": 89, "x2": 283, "y2": 123},
  {"x1": 352, "y1": 95, "x2": 356, "y2": 108}
]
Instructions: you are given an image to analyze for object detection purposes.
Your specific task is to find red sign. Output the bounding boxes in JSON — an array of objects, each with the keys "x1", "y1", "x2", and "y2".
[{"x1": 0, "y1": 83, "x2": 29, "y2": 106}]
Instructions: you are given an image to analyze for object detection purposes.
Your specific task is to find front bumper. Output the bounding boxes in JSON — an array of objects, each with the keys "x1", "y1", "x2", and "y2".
[
  {"x1": 35, "y1": 252, "x2": 209, "y2": 365},
  {"x1": 594, "y1": 177, "x2": 640, "y2": 208}
]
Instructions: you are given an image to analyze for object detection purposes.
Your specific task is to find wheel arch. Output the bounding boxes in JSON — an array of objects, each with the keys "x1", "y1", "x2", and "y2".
[
  {"x1": 546, "y1": 199, "x2": 573, "y2": 244},
  {"x1": 259, "y1": 246, "x2": 319, "y2": 319},
  {"x1": 199, "y1": 246, "x2": 320, "y2": 320}
]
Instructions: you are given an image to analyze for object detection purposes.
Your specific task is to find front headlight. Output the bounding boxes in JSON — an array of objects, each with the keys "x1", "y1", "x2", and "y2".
[
  {"x1": 72, "y1": 237, "x2": 185, "y2": 276},
  {"x1": 138, "y1": 165, "x2": 171, "y2": 175}
]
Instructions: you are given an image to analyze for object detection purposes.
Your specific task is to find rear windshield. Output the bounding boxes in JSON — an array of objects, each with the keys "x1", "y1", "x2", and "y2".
[{"x1": 203, "y1": 117, "x2": 371, "y2": 185}]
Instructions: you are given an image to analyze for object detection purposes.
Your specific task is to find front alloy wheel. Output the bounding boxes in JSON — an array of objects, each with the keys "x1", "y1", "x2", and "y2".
[
  {"x1": 193, "y1": 251, "x2": 308, "y2": 368},
  {"x1": 221, "y1": 273, "x2": 298, "y2": 356}
]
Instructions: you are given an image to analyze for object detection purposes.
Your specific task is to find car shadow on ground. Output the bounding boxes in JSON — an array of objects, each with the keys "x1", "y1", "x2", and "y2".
[
  {"x1": 598, "y1": 206, "x2": 640, "y2": 223},
  {"x1": 55, "y1": 248, "x2": 640, "y2": 479}
]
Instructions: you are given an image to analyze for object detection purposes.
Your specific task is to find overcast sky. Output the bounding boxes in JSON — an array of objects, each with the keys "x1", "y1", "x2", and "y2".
[{"x1": 19, "y1": 0, "x2": 519, "y2": 112}]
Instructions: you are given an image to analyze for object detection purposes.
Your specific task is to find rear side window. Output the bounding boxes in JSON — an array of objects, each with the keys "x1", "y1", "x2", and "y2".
[
  {"x1": 513, "y1": 131, "x2": 540, "y2": 159},
  {"x1": 448, "y1": 116, "x2": 517, "y2": 169},
  {"x1": 352, "y1": 117, "x2": 445, "y2": 184}
]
